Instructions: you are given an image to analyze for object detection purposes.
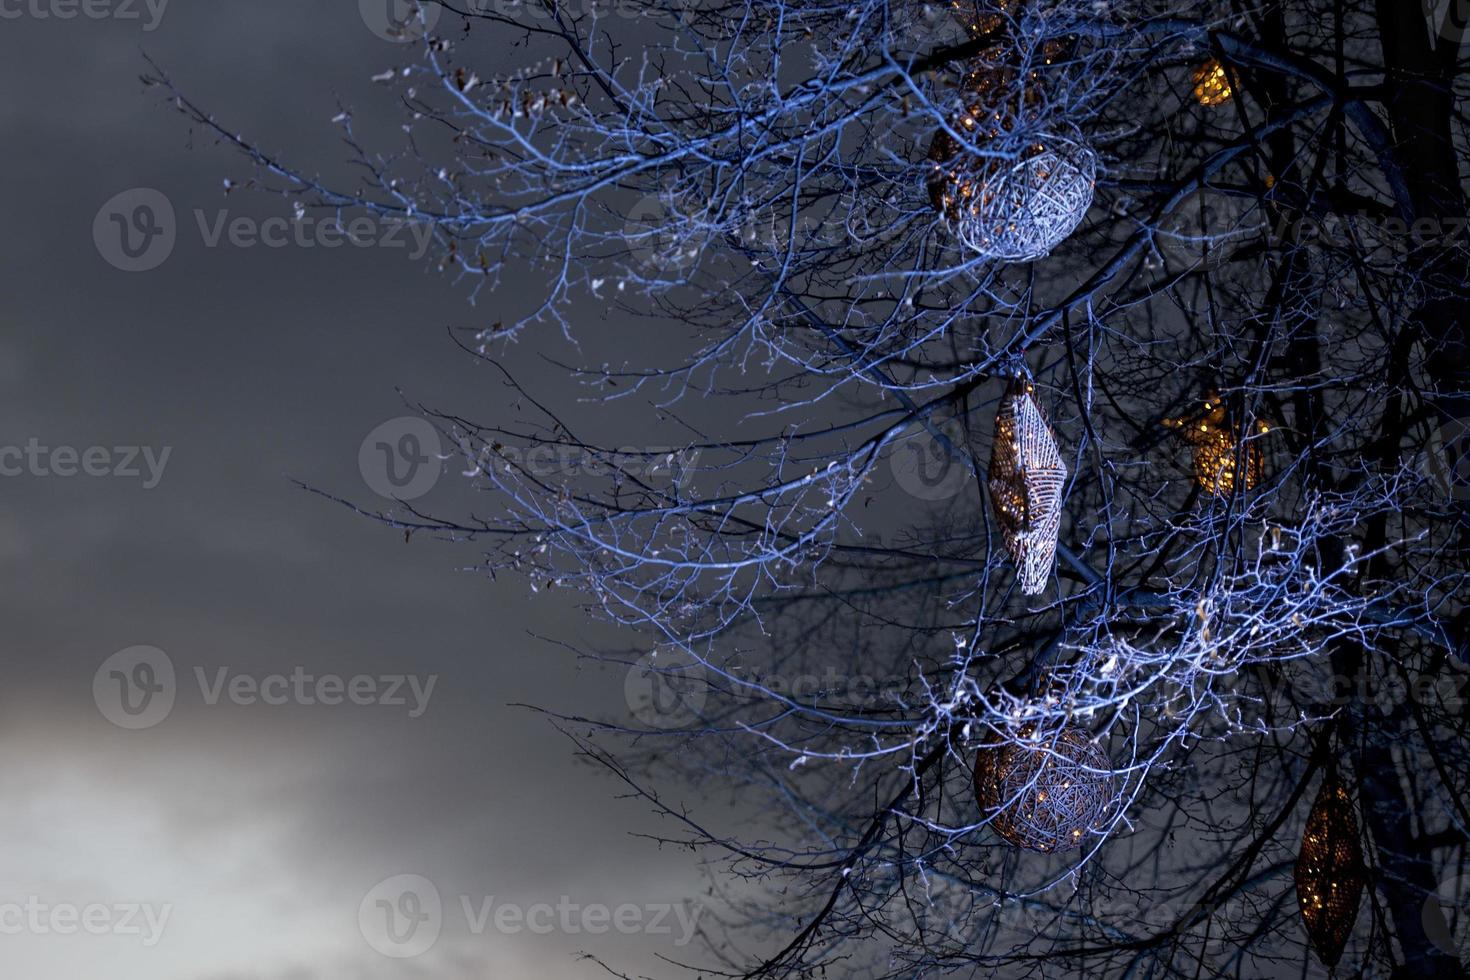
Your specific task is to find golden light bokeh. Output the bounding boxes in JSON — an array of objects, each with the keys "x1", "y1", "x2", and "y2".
[
  {"x1": 1164, "y1": 397, "x2": 1269, "y2": 496},
  {"x1": 1191, "y1": 59, "x2": 1233, "y2": 106}
]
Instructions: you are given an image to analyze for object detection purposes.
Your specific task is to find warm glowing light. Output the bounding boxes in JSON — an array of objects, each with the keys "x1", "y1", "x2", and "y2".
[
  {"x1": 1192, "y1": 59, "x2": 1233, "y2": 106},
  {"x1": 922, "y1": 10, "x2": 1094, "y2": 261},
  {"x1": 1164, "y1": 395, "x2": 1270, "y2": 495},
  {"x1": 974, "y1": 725, "x2": 1113, "y2": 852},
  {"x1": 1295, "y1": 776, "x2": 1366, "y2": 968}
]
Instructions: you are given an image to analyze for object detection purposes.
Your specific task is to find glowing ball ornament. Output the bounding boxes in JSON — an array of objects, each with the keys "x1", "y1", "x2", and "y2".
[
  {"x1": 920, "y1": 1, "x2": 1094, "y2": 262},
  {"x1": 1164, "y1": 394, "x2": 1270, "y2": 496},
  {"x1": 973, "y1": 725, "x2": 1113, "y2": 852},
  {"x1": 931, "y1": 130, "x2": 1096, "y2": 262}
]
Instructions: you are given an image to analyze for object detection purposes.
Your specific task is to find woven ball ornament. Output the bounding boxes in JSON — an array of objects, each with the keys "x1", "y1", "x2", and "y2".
[
  {"x1": 945, "y1": 135, "x2": 1096, "y2": 261},
  {"x1": 973, "y1": 726, "x2": 1112, "y2": 852},
  {"x1": 988, "y1": 380, "x2": 1067, "y2": 594},
  {"x1": 1295, "y1": 775, "x2": 1366, "y2": 968},
  {"x1": 921, "y1": 1, "x2": 1093, "y2": 262}
]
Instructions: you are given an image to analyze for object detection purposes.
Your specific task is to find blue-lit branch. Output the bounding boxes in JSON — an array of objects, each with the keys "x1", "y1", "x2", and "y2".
[{"x1": 167, "y1": 0, "x2": 1470, "y2": 974}]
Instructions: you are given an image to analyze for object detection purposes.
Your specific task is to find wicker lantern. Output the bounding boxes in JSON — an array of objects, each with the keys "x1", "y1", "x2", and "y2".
[
  {"x1": 1163, "y1": 395, "x2": 1269, "y2": 496},
  {"x1": 973, "y1": 725, "x2": 1112, "y2": 852},
  {"x1": 1295, "y1": 775, "x2": 1366, "y2": 969},
  {"x1": 1191, "y1": 58, "x2": 1233, "y2": 106},
  {"x1": 988, "y1": 379, "x2": 1067, "y2": 594}
]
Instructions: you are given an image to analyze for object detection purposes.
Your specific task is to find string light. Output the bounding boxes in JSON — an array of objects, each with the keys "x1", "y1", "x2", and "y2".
[{"x1": 922, "y1": 4, "x2": 1094, "y2": 261}]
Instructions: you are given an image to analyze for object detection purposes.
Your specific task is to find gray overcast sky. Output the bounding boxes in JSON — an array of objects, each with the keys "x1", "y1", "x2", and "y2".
[{"x1": 0, "y1": 3, "x2": 710, "y2": 977}]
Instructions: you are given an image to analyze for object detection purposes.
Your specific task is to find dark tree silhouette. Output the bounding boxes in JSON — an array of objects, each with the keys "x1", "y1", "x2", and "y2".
[{"x1": 155, "y1": 0, "x2": 1470, "y2": 974}]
